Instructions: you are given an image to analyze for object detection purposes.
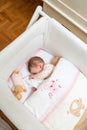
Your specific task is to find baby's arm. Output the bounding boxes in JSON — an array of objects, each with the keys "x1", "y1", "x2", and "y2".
[
  {"x1": 30, "y1": 64, "x2": 54, "y2": 80},
  {"x1": 51, "y1": 56, "x2": 61, "y2": 65}
]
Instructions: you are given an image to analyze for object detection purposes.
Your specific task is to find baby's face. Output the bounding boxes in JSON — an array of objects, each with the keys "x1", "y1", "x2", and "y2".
[{"x1": 30, "y1": 63, "x2": 44, "y2": 74}]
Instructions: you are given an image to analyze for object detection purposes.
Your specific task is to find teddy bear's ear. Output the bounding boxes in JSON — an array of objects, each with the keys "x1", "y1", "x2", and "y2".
[{"x1": 13, "y1": 70, "x2": 19, "y2": 74}]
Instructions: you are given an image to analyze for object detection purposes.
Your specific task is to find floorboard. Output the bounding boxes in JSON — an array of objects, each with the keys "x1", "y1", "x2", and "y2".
[{"x1": 0, "y1": 0, "x2": 42, "y2": 50}]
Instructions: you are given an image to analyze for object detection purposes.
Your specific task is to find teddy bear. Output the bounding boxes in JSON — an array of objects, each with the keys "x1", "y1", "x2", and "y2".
[
  {"x1": 11, "y1": 70, "x2": 27, "y2": 100},
  {"x1": 69, "y1": 98, "x2": 85, "y2": 117},
  {"x1": 11, "y1": 85, "x2": 26, "y2": 100}
]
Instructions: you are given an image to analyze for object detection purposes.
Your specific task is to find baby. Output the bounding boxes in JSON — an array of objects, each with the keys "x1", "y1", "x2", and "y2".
[
  {"x1": 11, "y1": 56, "x2": 60, "y2": 96},
  {"x1": 27, "y1": 56, "x2": 54, "y2": 91}
]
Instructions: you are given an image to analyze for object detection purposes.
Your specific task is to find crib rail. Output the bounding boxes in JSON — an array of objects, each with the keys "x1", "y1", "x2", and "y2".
[{"x1": 26, "y1": 6, "x2": 50, "y2": 29}]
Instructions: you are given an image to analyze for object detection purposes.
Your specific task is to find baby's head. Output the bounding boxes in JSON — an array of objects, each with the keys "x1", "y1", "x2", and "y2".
[{"x1": 28, "y1": 56, "x2": 45, "y2": 74}]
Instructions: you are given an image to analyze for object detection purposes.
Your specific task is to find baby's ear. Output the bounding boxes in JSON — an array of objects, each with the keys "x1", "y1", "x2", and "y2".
[{"x1": 39, "y1": 63, "x2": 43, "y2": 68}]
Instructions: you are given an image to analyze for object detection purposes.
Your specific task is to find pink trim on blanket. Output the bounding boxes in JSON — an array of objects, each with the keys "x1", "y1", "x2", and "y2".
[{"x1": 41, "y1": 70, "x2": 80, "y2": 123}]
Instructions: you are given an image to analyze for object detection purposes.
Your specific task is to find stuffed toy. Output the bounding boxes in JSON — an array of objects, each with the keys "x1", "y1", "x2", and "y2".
[
  {"x1": 69, "y1": 98, "x2": 84, "y2": 117},
  {"x1": 11, "y1": 85, "x2": 26, "y2": 100},
  {"x1": 11, "y1": 70, "x2": 26, "y2": 100}
]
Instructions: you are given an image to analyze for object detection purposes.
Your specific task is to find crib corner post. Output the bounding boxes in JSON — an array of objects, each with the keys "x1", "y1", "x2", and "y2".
[{"x1": 26, "y1": 6, "x2": 42, "y2": 29}]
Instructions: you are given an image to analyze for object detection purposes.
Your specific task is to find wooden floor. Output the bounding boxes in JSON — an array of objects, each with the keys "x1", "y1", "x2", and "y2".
[{"x1": 0, "y1": 0, "x2": 43, "y2": 50}]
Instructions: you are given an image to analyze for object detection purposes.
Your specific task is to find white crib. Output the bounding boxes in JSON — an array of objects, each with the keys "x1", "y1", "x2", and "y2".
[{"x1": 0, "y1": 6, "x2": 87, "y2": 130}]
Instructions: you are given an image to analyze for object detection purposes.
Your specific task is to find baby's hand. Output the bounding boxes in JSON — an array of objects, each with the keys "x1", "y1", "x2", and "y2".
[
  {"x1": 29, "y1": 75, "x2": 34, "y2": 79},
  {"x1": 32, "y1": 87, "x2": 37, "y2": 91}
]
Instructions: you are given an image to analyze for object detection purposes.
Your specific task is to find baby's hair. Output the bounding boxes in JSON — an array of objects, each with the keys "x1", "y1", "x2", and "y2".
[{"x1": 28, "y1": 56, "x2": 45, "y2": 72}]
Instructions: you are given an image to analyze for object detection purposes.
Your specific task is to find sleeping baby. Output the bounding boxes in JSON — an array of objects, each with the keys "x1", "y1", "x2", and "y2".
[
  {"x1": 27, "y1": 56, "x2": 54, "y2": 91},
  {"x1": 11, "y1": 56, "x2": 60, "y2": 100},
  {"x1": 26, "y1": 56, "x2": 61, "y2": 91}
]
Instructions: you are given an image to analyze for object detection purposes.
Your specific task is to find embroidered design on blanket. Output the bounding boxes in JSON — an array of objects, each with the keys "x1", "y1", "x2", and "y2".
[
  {"x1": 42, "y1": 79, "x2": 62, "y2": 99},
  {"x1": 68, "y1": 98, "x2": 85, "y2": 117}
]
